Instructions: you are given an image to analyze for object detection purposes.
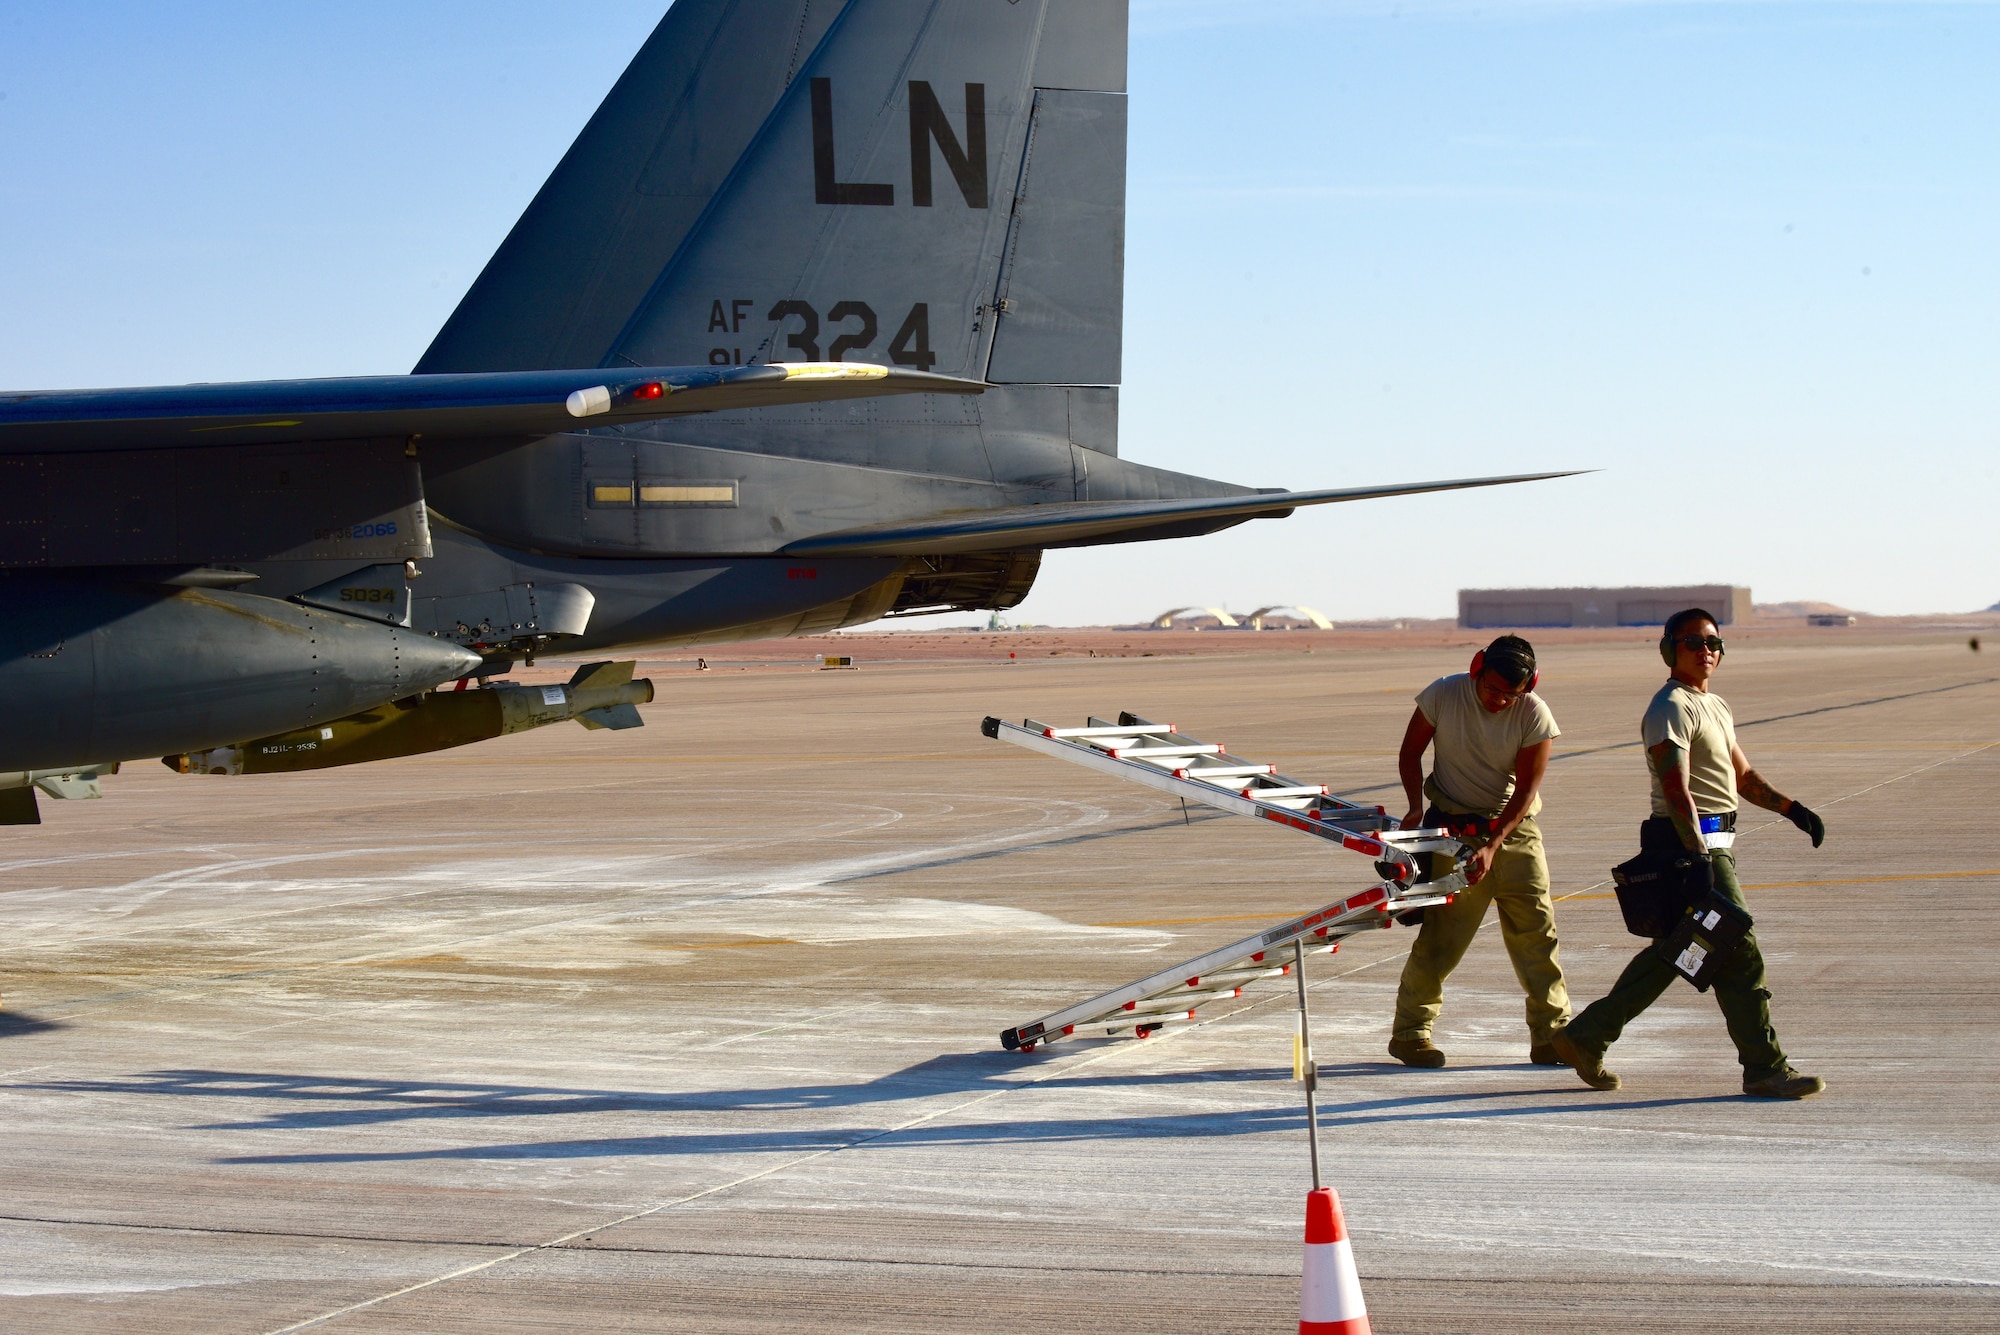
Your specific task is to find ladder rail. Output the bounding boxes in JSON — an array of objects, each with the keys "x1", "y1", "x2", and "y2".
[
  {"x1": 984, "y1": 709, "x2": 1473, "y2": 1052},
  {"x1": 1001, "y1": 882, "x2": 1458, "y2": 1050},
  {"x1": 985, "y1": 715, "x2": 1405, "y2": 863}
]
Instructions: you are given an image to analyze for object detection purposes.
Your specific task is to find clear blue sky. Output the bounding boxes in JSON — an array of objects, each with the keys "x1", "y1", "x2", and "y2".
[{"x1": 2, "y1": 2, "x2": 1993, "y2": 621}]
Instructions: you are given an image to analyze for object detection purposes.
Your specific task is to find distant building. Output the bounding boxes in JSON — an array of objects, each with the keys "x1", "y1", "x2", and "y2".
[{"x1": 1458, "y1": 586, "x2": 1752, "y2": 630}]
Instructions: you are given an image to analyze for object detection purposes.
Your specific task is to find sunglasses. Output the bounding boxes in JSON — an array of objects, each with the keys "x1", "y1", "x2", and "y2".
[{"x1": 1672, "y1": 634, "x2": 1725, "y2": 653}]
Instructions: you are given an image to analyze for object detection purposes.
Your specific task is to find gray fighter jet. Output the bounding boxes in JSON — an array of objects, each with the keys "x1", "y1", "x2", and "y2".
[{"x1": 0, "y1": 0, "x2": 1566, "y2": 822}]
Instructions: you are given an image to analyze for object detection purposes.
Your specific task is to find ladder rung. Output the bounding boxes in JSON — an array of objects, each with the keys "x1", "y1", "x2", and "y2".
[
  {"x1": 1116, "y1": 987, "x2": 1243, "y2": 1015},
  {"x1": 987, "y1": 712, "x2": 1475, "y2": 1051},
  {"x1": 1094, "y1": 1012, "x2": 1197, "y2": 1032},
  {"x1": 1184, "y1": 968, "x2": 1288, "y2": 987}
]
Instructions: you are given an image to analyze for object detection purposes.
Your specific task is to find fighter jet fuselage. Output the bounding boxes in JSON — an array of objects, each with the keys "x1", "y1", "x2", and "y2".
[{"x1": 0, "y1": 0, "x2": 1564, "y2": 819}]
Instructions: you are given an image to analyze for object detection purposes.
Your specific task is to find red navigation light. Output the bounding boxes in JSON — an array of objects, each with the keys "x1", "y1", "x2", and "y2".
[{"x1": 631, "y1": 381, "x2": 665, "y2": 400}]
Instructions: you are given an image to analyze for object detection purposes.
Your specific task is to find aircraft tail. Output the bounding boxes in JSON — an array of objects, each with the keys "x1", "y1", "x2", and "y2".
[{"x1": 418, "y1": 0, "x2": 1128, "y2": 404}]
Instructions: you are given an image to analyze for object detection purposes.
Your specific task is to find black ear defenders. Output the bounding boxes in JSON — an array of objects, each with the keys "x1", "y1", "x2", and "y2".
[{"x1": 1470, "y1": 649, "x2": 1539, "y2": 694}]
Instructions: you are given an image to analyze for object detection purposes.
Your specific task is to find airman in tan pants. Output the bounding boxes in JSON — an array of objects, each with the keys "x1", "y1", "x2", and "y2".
[{"x1": 1386, "y1": 635, "x2": 1571, "y2": 1068}]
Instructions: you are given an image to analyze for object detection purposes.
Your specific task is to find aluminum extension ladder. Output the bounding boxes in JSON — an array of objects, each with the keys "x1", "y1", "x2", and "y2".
[{"x1": 980, "y1": 712, "x2": 1470, "y2": 1051}]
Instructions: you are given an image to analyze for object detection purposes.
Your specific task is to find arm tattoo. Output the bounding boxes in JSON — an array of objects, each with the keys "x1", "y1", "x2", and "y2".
[
  {"x1": 1737, "y1": 767, "x2": 1791, "y2": 815},
  {"x1": 1648, "y1": 740, "x2": 1706, "y2": 856}
]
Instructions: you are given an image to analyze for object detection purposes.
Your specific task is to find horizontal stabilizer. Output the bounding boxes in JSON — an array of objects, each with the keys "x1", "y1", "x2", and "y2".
[
  {"x1": 780, "y1": 471, "x2": 1586, "y2": 557},
  {"x1": 0, "y1": 364, "x2": 982, "y2": 455}
]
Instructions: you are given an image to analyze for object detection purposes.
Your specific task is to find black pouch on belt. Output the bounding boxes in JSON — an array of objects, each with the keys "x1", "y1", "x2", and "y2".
[
  {"x1": 1611, "y1": 820, "x2": 1705, "y2": 939},
  {"x1": 1661, "y1": 891, "x2": 1753, "y2": 991}
]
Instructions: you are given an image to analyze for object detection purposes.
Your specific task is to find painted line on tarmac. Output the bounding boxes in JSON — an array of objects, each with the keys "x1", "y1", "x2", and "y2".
[
  {"x1": 16, "y1": 786, "x2": 1045, "y2": 954},
  {"x1": 0, "y1": 1207, "x2": 1298, "y2": 1279},
  {"x1": 1092, "y1": 912, "x2": 1279, "y2": 928},
  {"x1": 15, "y1": 795, "x2": 1116, "y2": 1017},
  {"x1": 1159, "y1": 737, "x2": 2000, "y2": 1035},
  {"x1": 1330, "y1": 678, "x2": 2000, "y2": 799},
  {"x1": 1565, "y1": 867, "x2": 2000, "y2": 900},
  {"x1": 686, "y1": 999, "x2": 888, "y2": 1053},
  {"x1": 0, "y1": 1063, "x2": 56, "y2": 1081},
  {"x1": 1546, "y1": 677, "x2": 2000, "y2": 767},
  {"x1": 261, "y1": 1034, "x2": 1149, "y2": 1333},
  {"x1": 411, "y1": 751, "x2": 972, "y2": 765}
]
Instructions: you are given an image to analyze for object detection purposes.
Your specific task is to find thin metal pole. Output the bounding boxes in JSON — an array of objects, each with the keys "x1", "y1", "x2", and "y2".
[{"x1": 1294, "y1": 938, "x2": 1322, "y2": 1190}]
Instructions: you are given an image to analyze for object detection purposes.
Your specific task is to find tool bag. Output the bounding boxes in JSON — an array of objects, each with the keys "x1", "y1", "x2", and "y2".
[
  {"x1": 1611, "y1": 817, "x2": 1724, "y2": 938},
  {"x1": 1662, "y1": 891, "x2": 1754, "y2": 992},
  {"x1": 1611, "y1": 846, "x2": 1706, "y2": 938}
]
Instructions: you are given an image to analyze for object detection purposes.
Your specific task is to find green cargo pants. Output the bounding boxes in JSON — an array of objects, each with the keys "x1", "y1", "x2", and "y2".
[
  {"x1": 1391, "y1": 815, "x2": 1571, "y2": 1048},
  {"x1": 1563, "y1": 848, "x2": 1787, "y2": 1081}
]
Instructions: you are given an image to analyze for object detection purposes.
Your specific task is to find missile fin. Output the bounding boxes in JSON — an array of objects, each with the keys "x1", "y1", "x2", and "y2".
[
  {"x1": 576, "y1": 704, "x2": 645, "y2": 732},
  {"x1": 568, "y1": 660, "x2": 635, "y2": 689},
  {"x1": 0, "y1": 785, "x2": 41, "y2": 825}
]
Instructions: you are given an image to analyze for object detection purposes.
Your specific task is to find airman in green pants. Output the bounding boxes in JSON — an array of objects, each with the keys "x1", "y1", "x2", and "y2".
[{"x1": 1552, "y1": 608, "x2": 1827, "y2": 1099}]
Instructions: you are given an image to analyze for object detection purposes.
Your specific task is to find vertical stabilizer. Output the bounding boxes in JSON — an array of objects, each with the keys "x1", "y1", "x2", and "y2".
[
  {"x1": 417, "y1": 0, "x2": 844, "y2": 375},
  {"x1": 419, "y1": 0, "x2": 1128, "y2": 405}
]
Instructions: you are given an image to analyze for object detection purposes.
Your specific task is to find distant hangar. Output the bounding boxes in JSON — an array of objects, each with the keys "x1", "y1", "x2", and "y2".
[{"x1": 1459, "y1": 585, "x2": 1751, "y2": 629}]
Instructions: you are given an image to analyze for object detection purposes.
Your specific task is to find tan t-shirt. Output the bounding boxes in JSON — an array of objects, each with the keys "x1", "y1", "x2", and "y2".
[
  {"x1": 1416, "y1": 673, "x2": 1560, "y2": 816},
  {"x1": 1642, "y1": 680, "x2": 1739, "y2": 816}
]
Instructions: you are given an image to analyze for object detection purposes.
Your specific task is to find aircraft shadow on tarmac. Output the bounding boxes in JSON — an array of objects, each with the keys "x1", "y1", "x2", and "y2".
[
  {"x1": 0, "y1": 1010, "x2": 66, "y2": 1038},
  {"x1": 26, "y1": 1057, "x2": 1737, "y2": 1166}
]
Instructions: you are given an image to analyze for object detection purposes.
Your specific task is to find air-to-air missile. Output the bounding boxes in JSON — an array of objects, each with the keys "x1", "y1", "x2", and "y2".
[{"x1": 165, "y1": 661, "x2": 653, "y2": 776}]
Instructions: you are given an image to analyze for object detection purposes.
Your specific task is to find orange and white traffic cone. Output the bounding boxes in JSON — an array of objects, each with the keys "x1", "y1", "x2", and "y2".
[{"x1": 1299, "y1": 1186, "x2": 1370, "y2": 1335}]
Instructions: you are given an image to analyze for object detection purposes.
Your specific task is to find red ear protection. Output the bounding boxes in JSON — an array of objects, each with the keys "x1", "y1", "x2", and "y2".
[{"x1": 1470, "y1": 650, "x2": 1539, "y2": 694}]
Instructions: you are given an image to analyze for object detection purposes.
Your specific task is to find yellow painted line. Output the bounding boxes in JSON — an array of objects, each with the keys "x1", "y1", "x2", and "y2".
[
  {"x1": 1091, "y1": 913, "x2": 1289, "y2": 928},
  {"x1": 21, "y1": 943, "x2": 804, "y2": 978},
  {"x1": 1556, "y1": 742, "x2": 1997, "y2": 756},
  {"x1": 1745, "y1": 868, "x2": 2000, "y2": 890},
  {"x1": 407, "y1": 753, "x2": 972, "y2": 766},
  {"x1": 1564, "y1": 868, "x2": 2000, "y2": 900},
  {"x1": 37, "y1": 955, "x2": 474, "y2": 975},
  {"x1": 188, "y1": 419, "x2": 304, "y2": 432}
]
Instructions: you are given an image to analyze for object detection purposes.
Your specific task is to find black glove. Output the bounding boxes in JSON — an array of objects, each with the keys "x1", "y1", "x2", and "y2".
[
  {"x1": 1787, "y1": 801, "x2": 1825, "y2": 848},
  {"x1": 1675, "y1": 854, "x2": 1716, "y2": 903}
]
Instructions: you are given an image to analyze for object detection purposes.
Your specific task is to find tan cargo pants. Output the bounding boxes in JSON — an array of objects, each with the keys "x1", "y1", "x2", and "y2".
[{"x1": 1391, "y1": 814, "x2": 1571, "y2": 1047}]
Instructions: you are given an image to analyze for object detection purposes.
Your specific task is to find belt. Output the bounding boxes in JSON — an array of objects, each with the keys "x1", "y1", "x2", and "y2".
[
  {"x1": 1700, "y1": 811, "x2": 1738, "y2": 850},
  {"x1": 1445, "y1": 814, "x2": 1497, "y2": 842},
  {"x1": 1424, "y1": 806, "x2": 1497, "y2": 843},
  {"x1": 1643, "y1": 811, "x2": 1738, "y2": 852}
]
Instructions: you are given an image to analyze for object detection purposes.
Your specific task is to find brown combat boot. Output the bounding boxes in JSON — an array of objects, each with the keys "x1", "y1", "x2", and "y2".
[
  {"x1": 1550, "y1": 1029, "x2": 1620, "y2": 1091},
  {"x1": 1387, "y1": 1036, "x2": 1446, "y2": 1068},
  {"x1": 1744, "y1": 1069, "x2": 1825, "y2": 1099},
  {"x1": 1529, "y1": 1041, "x2": 1561, "y2": 1066}
]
